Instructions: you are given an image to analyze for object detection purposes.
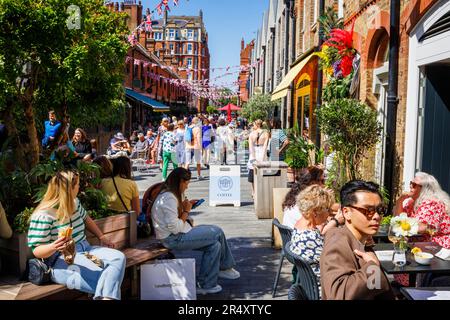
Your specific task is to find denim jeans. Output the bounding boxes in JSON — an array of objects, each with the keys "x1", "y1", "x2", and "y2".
[
  {"x1": 162, "y1": 225, "x2": 236, "y2": 289},
  {"x1": 49, "y1": 240, "x2": 126, "y2": 300}
]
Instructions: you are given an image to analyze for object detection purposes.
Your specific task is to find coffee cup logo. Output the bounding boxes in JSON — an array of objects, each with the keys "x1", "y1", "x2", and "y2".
[{"x1": 218, "y1": 176, "x2": 233, "y2": 191}]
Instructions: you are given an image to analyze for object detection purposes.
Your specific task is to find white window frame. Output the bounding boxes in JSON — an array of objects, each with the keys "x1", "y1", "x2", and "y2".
[
  {"x1": 187, "y1": 43, "x2": 193, "y2": 54},
  {"x1": 187, "y1": 58, "x2": 193, "y2": 68},
  {"x1": 187, "y1": 29, "x2": 194, "y2": 40},
  {"x1": 169, "y1": 29, "x2": 175, "y2": 40},
  {"x1": 154, "y1": 32, "x2": 162, "y2": 40},
  {"x1": 170, "y1": 43, "x2": 174, "y2": 54},
  {"x1": 313, "y1": 0, "x2": 318, "y2": 24}
]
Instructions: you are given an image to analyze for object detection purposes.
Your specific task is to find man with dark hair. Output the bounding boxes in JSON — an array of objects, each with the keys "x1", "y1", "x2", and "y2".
[
  {"x1": 42, "y1": 110, "x2": 62, "y2": 149},
  {"x1": 320, "y1": 180, "x2": 394, "y2": 300}
]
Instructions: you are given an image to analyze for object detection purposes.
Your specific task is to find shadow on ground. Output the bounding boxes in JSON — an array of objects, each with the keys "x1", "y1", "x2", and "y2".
[{"x1": 170, "y1": 237, "x2": 292, "y2": 300}]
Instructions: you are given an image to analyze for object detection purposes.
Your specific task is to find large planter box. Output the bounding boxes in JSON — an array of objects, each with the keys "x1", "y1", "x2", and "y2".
[{"x1": 0, "y1": 211, "x2": 137, "y2": 277}]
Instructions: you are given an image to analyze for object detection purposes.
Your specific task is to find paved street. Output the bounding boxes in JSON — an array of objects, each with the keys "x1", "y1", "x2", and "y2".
[{"x1": 133, "y1": 158, "x2": 293, "y2": 300}]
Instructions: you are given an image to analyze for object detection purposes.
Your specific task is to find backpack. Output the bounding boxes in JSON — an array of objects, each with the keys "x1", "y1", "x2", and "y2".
[
  {"x1": 140, "y1": 182, "x2": 164, "y2": 237},
  {"x1": 184, "y1": 126, "x2": 193, "y2": 143}
]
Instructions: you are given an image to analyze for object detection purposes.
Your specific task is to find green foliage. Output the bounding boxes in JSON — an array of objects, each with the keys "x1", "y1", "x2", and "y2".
[
  {"x1": 316, "y1": 98, "x2": 382, "y2": 181},
  {"x1": 77, "y1": 187, "x2": 115, "y2": 220},
  {"x1": 206, "y1": 105, "x2": 217, "y2": 114},
  {"x1": 215, "y1": 88, "x2": 238, "y2": 107},
  {"x1": 381, "y1": 215, "x2": 392, "y2": 226},
  {"x1": 13, "y1": 207, "x2": 34, "y2": 233},
  {"x1": 284, "y1": 122, "x2": 315, "y2": 169},
  {"x1": 0, "y1": 0, "x2": 130, "y2": 169},
  {"x1": 239, "y1": 94, "x2": 279, "y2": 122},
  {"x1": 318, "y1": 6, "x2": 344, "y2": 38},
  {"x1": 315, "y1": 147, "x2": 325, "y2": 164},
  {"x1": 322, "y1": 76, "x2": 352, "y2": 102}
]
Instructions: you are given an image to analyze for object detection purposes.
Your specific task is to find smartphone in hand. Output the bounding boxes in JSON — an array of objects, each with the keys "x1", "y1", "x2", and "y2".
[{"x1": 191, "y1": 199, "x2": 205, "y2": 210}]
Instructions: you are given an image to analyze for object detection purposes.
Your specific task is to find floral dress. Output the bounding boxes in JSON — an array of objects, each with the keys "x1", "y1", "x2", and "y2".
[
  {"x1": 290, "y1": 228, "x2": 323, "y2": 294},
  {"x1": 396, "y1": 198, "x2": 450, "y2": 286}
]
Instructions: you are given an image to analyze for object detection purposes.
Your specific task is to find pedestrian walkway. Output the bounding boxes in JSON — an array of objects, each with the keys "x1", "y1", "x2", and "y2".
[{"x1": 133, "y1": 161, "x2": 294, "y2": 300}]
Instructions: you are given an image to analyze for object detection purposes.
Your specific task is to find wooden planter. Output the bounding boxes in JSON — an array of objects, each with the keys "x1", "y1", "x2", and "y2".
[{"x1": 0, "y1": 211, "x2": 137, "y2": 277}]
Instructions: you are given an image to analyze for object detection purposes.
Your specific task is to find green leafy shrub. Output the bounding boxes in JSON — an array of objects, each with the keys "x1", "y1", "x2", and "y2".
[
  {"x1": 284, "y1": 123, "x2": 315, "y2": 169},
  {"x1": 13, "y1": 207, "x2": 34, "y2": 233},
  {"x1": 316, "y1": 98, "x2": 382, "y2": 181}
]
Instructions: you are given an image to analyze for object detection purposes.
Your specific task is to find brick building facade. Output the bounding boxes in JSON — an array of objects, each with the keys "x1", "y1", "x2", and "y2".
[
  {"x1": 143, "y1": 10, "x2": 210, "y2": 112},
  {"x1": 238, "y1": 39, "x2": 254, "y2": 105}
]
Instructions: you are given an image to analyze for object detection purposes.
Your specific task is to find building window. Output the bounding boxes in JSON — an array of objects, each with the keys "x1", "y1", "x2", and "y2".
[
  {"x1": 187, "y1": 43, "x2": 193, "y2": 54},
  {"x1": 170, "y1": 43, "x2": 174, "y2": 54},
  {"x1": 338, "y1": 0, "x2": 344, "y2": 19},
  {"x1": 187, "y1": 58, "x2": 193, "y2": 68},
  {"x1": 187, "y1": 29, "x2": 194, "y2": 40},
  {"x1": 169, "y1": 29, "x2": 175, "y2": 40},
  {"x1": 154, "y1": 32, "x2": 162, "y2": 40}
]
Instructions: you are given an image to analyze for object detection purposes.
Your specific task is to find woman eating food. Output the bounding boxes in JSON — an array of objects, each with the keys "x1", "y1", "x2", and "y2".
[{"x1": 27, "y1": 170, "x2": 126, "y2": 300}]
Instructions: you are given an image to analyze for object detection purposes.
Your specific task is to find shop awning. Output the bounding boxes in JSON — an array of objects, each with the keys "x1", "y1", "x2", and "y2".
[
  {"x1": 125, "y1": 88, "x2": 170, "y2": 112},
  {"x1": 271, "y1": 53, "x2": 315, "y2": 101}
]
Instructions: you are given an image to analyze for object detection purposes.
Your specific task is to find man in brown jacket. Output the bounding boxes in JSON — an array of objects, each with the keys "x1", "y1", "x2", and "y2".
[{"x1": 320, "y1": 180, "x2": 395, "y2": 300}]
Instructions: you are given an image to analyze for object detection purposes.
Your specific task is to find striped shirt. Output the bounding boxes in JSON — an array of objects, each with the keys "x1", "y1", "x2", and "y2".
[{"x1": 27, "y1": 198, "x2": 88, "y2": 249}]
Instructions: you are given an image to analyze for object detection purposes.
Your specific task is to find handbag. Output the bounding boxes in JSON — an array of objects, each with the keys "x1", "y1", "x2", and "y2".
[{"x1": 28, "y1": 253, "x2": 60, "y2": 286}]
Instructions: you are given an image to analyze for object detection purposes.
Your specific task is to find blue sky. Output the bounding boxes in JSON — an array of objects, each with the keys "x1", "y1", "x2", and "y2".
[{"x1": 141, "y1": 0, "x2": 269, "y2": 91}]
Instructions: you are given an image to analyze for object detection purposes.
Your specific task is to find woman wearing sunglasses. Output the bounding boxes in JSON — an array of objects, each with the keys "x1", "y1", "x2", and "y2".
[
  {"x1": 393, "y1": 172, "x2": 450, "y2": 286},
  {"x1": 27, "y1": 170, "x2": 126, "y2": 300}
]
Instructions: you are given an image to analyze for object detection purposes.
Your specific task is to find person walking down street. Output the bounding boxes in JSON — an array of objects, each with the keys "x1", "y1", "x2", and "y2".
[
  {"x1": 184, "y1": 117, "x2": 203, "y2": 180},
  {"x1": 175, "y1": 120, "x2": 186, "y2": 167},
  {"x1": 151, "y1": 168, "x2": 240, "y2": 295},
  {"x1": 247, "y1": 120, "x2": 269, "y2": 198},
  {"x1": 27, "y1": 170, "x2": 126, "y2": 300},
  {"x1": 161, "y1": 124, "x2": 178, "y2": 181},
  {"x1": 202, "y1": 118, "x2": 214, "y2": 169},
  {"x1": 42, "y1": 110, "x2": 62, "y2": 150},
  {"x1": 156, "y1": 118, "x2": 170, "y2": 171},
  {"x1": 72, "y1": 128, "x2": 93, "y2": 162},
  {"x1": 216, "y1": 119, "x2": 233, "y2": 165}
]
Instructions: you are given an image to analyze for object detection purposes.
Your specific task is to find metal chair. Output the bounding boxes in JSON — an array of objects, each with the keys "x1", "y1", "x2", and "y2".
[
  {"x1": 131, "y1": 149, "x2": 150, "y2": 173},
  {"x1": 284, "y1": 241, "x2": 320, "y2": 300},
  {"x1": 287, "y1": 283, "x2": 308, "y2": 300},
  {"x1": 272, "y1": 218, "x2": 293, "y2": 298}
]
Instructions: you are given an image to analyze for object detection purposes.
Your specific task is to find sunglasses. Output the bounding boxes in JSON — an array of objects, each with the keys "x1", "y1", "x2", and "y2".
[
  {"x1": 347, "y1": 205, "x2": 386, "y2": 219},
  {"x1": 410, "y1": 181, "x2": 421, "y2": 188}
]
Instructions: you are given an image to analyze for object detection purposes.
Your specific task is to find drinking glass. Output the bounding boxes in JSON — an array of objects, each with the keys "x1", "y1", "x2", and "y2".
[{"x1": 388, "y1": 225, "x2": 401, "y2": 245}]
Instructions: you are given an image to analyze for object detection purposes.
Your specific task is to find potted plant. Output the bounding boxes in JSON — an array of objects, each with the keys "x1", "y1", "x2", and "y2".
[{"x1": 284, "y1": 124, "x2": 314, "y2": 183}]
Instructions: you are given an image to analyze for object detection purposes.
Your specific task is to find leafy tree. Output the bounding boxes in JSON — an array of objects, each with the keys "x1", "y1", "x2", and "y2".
[
  {"x1": 206, "y1": 105, "x2": 217, "y2": 114},
  {"x1": 239, "y1": 94, "x2": 280, "y2": 122},
  {"x1": 316, "y1": 98, "x2": 382, "y2": 181},
  {"x1": 0, "y1": 0, "x2": 129, "y2": 171},
  {"x1": 215, "y1": 88, "x2": 238, "y2": 107}
]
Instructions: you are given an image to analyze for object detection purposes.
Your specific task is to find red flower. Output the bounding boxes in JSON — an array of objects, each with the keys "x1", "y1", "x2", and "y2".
[{"x1": 340, "y1": 55, "x2": 354, "y2": 77}]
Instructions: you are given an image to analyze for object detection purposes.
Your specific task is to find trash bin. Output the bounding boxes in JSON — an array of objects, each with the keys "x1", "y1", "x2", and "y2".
[{"x1": 253, "y1": 161, "x2": 288, "y2": 219}]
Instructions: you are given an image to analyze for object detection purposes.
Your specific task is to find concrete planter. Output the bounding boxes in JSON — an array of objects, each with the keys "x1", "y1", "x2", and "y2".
[{"x1": 0, "y1": 211, "x2": 137, "y2": 277}]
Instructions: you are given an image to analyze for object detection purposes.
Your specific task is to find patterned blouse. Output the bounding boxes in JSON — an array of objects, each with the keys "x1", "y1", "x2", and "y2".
[
  {"x1": 290, "y1": 228, "x2": 323, "y2": 291},
  {"x1": 162, "y1": 131, "x2": 176, "y2": 153}
]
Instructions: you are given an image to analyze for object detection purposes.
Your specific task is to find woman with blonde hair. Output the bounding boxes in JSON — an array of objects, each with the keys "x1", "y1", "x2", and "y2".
[
  {"x1": 27, "y1": 170, "x2": 126, "y2": 300},
  {"x1": 289, "y1": 185, "x2": 341, "y2": 292}
]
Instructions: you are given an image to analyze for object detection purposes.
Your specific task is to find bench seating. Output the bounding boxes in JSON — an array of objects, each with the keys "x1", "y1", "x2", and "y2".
[{"x1": 0, "y1": 238, "x2": 169, "y2": 300}]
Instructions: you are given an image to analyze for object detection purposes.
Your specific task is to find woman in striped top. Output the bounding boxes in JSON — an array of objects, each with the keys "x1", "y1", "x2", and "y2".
[{"x1": 27, "y1": 170, "x2": 126, "y2": 300}]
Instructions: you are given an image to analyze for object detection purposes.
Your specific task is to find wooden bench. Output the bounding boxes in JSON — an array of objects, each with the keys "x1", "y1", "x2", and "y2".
[{"x1": 0, "y1": 238, "x2": 169, "y2": 300}]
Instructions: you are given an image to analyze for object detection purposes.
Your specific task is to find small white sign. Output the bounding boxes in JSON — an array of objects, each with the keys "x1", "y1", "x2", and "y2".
[{"x1": 209, "y1": 165, "x2": 241, "y2": 207}]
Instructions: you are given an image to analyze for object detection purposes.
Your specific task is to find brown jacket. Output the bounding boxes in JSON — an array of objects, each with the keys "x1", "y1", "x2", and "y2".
[{"x1": 320, "y1": 225, "x2": 394, "y2": 300}]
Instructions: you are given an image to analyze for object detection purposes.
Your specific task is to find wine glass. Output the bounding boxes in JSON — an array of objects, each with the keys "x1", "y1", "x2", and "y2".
[{"x1": 388, "y1": 225, "x2": 401, "y2": 245}]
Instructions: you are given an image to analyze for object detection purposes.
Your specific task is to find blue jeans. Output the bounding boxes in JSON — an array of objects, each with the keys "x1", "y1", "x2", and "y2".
[
  {"x1": 162, "y1": 225, "x2": 236, "y2": 289},
  {"x1": 49, "y1": 240, "x2": 126, "y2": 300}
]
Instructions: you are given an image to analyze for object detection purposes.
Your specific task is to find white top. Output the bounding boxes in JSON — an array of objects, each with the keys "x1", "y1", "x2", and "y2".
[
  {"x1": 151, "y1": 192, "x2": 192, "y2": 240},
  {"x1": 282, "y1": 204, "x2": 302, "y2": 229}
]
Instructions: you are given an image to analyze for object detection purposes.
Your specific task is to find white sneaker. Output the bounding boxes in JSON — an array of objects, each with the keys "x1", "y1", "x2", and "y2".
[
  {"x1": 196, "y1": 284, "x2": 222, "y2": 295},
  {"x1": 218, "y1": 268, "x2": 240, "y2": 280}
]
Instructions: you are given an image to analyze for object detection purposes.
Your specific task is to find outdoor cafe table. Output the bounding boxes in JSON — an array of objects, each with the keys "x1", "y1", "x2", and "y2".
[
  {"x1": 374, "y1": 242, "x2": 450, "y2": 287},
  {"x1": 400, "y1": 287, "x2": 450, "y2": 300}
]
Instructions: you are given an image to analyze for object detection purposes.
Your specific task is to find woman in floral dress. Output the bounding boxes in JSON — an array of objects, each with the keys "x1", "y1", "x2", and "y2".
[
  {"x1": 394, "y1": 172, "x2": 450, "y2": 286},
  {"x1": 289, "y1": 185, "x2": 343, "y2": 295}
]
